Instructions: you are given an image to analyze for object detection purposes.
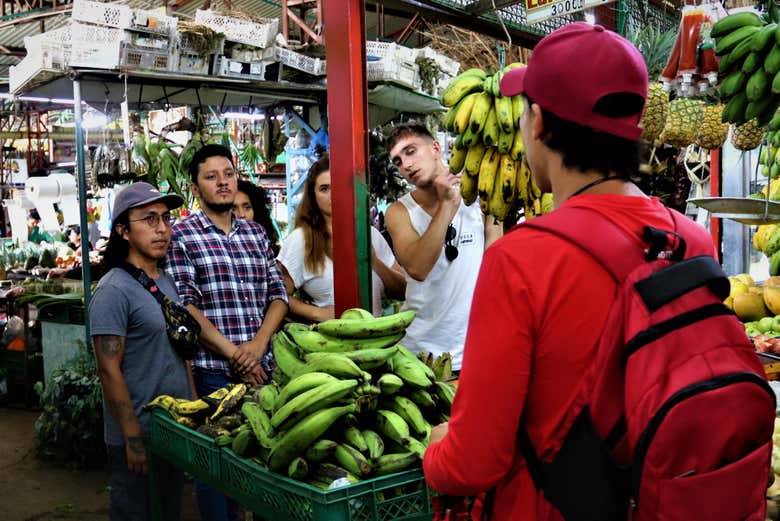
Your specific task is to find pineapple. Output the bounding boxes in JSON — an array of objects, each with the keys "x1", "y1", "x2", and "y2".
[
  {"x1": 660, "y1": 98, "x2": 704, "y2": 148},
  {"x1": 641, "y1": 83, "x2": 669, "y2": 144},
  {"x1": 731, "y1": 119, "x2": 764, "y2": 151},
  {"x1": 696, "y1": 104, "x2": 729, "y2": 150}
]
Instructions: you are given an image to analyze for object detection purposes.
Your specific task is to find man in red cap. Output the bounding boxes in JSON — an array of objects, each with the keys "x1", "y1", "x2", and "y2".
[{"x1": 422, "y1": 22, "x2": 714, "y2": 520}]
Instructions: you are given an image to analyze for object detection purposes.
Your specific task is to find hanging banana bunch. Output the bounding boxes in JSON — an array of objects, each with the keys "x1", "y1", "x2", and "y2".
[{"x1": 441, "y1": 64, "x2": 553, "y2": 221}]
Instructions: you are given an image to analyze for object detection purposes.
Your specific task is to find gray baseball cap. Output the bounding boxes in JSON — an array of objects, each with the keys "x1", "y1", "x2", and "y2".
[{"x1": 112, "y1": 182, "x2": 184, "y2": 223}]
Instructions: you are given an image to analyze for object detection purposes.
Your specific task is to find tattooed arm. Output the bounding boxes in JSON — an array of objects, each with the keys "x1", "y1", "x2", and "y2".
[{"x1": 93, "y1": 335, "x2": 147, "y2": 474}]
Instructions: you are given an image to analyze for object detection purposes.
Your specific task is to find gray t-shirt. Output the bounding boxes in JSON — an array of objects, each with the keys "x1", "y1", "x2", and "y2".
[{"x1": 89, "y1": 267, "x2": 193, "y2": 446}]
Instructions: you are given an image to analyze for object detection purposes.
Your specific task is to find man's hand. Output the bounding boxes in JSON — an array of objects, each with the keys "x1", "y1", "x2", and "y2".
[
  {"x1": 433, "y1": 173, "x2": 462, "y2": 207},
  {"x1": 314, "y1": 305, "x2": 336, "y2": 323},
  {"x1": 230, "y1": 339, "x2": 267, "y2": 375},
  {"x1": 240, "y1": 363, "x2": 268, "y2": 385},
  {"x1": 429, "y1": 422, "x2": 449, "y2": 446},
  {"x1": 125, "y1": 435, "x2": 147, "y2": 474}
]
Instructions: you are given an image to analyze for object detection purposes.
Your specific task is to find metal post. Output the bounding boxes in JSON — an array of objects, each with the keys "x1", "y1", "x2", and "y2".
[
  {"x1": 73, "y1": 79, "x2": 92, "y2": 343},
  {"x1": 324, "y1": 0, "x2": 372, "y2": 314}
]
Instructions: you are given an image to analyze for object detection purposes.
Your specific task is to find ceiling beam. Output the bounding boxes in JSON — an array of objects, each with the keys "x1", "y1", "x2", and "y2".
[
  {"x1": 0, "y1": 45, "x2": 24, "y2": 57},
  {"x1": 464, "y1": 0, "x2": 523, "y2": 16}
]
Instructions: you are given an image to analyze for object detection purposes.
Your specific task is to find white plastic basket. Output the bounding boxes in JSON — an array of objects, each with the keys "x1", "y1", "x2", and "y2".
[
  {"x1": 9, "y1": 55, "x2": 62, "y2": 95},
  {"x1": 71, "y1": 0, "x2": 132, "y2": 29},
  {"x1": 274, "y1": 46, "x2": 326, "y2": 76},
  {"x1": 176, "y1": 52, "x2": 211, "y2": 75},
  {"x1": 366, "y1": 41, "x2": 416, "y2": 64},
  {"x1": 69, "y1": 21, "x2": 125, "y2": 44},
  {"x1": 367, "y1": 59, "x2": 417, "y2": 89},
  {"x1": 131, "y1": 9, "x2": 178, "y2": 37},
  {"x1": 195, "y1": 9, "x2": 278, "y2": 48},
  {"x1": 215, "y1": 56, "x2": 266, "y2": 80},
  {"x1": 70, "y1": 39, "x2": 122, "y2": 69},
  {"x1": 120, "y1": 43, "x2": 171, "y2": 72},
  {"x1": 417, "y1": 46, "x2": 460, "y2": 77}
]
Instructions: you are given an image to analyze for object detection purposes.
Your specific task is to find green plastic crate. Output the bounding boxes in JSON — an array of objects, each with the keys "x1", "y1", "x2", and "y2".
[
  {"x1": 148, "y1": 410, "x2": 221, "y2": 482},
  {"x1": 221, "y1": 448, "x2": 432, "y2": 521}
]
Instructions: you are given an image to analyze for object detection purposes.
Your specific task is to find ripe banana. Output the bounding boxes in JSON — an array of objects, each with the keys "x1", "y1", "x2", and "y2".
[
  {"x1": 453, "y1": 92, "x2": 480, "y2": 134},
  {"x1": 477, "y1": 147, "x2": 500, "y2": 203},
  {"x1": 373, "y1": 452, "x2": 419, "y2": 476},
  {"x1": 432, "y1": 353, "x2": 453, "y2": 381},
  {"x1": 210, "y1": 383, "x2": 247, "y2": 422},
  {"x1": 275, "y1": 372, "x2": 338, "y2": 412},
  {"x1": 464, "y1": 143, "x2": 486, "y2": 176},
  {"x1": 176, "y1": 416, "x2": 198, "y2": 429},
  {"x1": 334, "y1": 443, "x2": 372, "y2": 476},
  {"x1": 314, "y1": 310, "x2": 416, "y2": 339},
  {"x1": 488, "y1": 165, "x2": 509, "y2": 221},
  {"x1": 174, "y1": 398, "x2": 212, "y2": 416},
  {"x1": 461, "y1": 125, "x2": 480, "y2": 148},
  {"x1": 512, "y1": 95, "x2": 525, "y2": 127},
  {"x1": 469, "y1": 92, "x2": 493, "y2": 134},
  {"x1": 495, "y1": 95, "x2": 515, "y2": 133},
  {"x1": 362, "y1": 429, "x2": 385, "y2": 460},
  {"x1": 342, "y1": 425, "x2": 369, "y2": 454},
  {"x1": 482, "y1": 107, "x2": 500, "y2": 147},
  {"x1": 516, "y1": 160, "x2": 530, "y2": 202},
  {"x1": 270, "y1": 379, "x2": 358, "y2": 432},
  {"x1": 285, "y1": 326, "x2": 404, "y2": 353},
  {"x1": 272, "y1": 332, "x2": 305, "y2": 377},
  {"x1": 377, "y1": 373, "x2": 404, "y2": 395},
  {"x1": 314, "y1": 462, "x2": 360, "y2": 484},
  {"x1": 387, "y1": 395, "x2": 431, "y2": 437},
  {"x1": 375, "y1": 409, "x2": 412, "y2": 446},
  {"x1": 460, "y1": 166, "x2": 479, "y2": 206},
  {"x1": 201, "y1": 387, "x2": 230, "y2": 407},
  {"x1": 498, "y1": 154, "x2": 517, "y2": 204},
  {"x1": 305, "y1": 439, "x2": 338, "y2": 462},
  {"x1": 497, "y1": 127, "x2": 513, "y2": 155},
  {"x1": 269, "y1": 403, "x2": 357, "y2": 471},
  {"x1": 442, "y1": 74, "x2": 484, "y2": 107},
  {"x1": 292, "y1": 354, "x2": 369, "y2": 382},
  {"x1": 510, "y1": 129, "x2": 525, "y2": 160},
  {"x1": 449, "y1": 146, "x2": 467, "y2": 174}
]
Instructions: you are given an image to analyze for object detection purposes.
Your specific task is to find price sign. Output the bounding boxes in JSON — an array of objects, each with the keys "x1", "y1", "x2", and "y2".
[{"x1": 525, "y1": 0, "x2": 614, "y2": 25}]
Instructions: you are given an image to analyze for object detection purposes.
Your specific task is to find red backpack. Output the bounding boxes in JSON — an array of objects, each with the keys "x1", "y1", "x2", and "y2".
[{"x1": 486, "y1": 206, "x2": 776, "y2": 521}]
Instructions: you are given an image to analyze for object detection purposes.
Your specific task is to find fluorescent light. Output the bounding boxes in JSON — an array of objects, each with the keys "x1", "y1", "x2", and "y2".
[
  {"x1": 0, "y1": 93, "x2": 78, "y2": 105},
  {"x1": 223, "y1": 112, "x2": 266, "y2": 121}
]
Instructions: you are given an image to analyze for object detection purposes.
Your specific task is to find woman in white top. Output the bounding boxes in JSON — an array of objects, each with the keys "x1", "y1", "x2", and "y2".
[{"x1": 277, "y1": 155, "x2": 406, "y2": 322}]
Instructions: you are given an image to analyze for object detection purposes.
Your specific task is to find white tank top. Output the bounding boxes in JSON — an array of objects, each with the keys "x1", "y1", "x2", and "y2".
[{"x1": 397, "y1": 193, "x2": 484, "y2": 370}]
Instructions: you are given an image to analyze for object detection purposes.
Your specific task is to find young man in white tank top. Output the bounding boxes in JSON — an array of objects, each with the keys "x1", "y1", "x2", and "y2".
[{"x1": 385, "y1": 122, "x2": 502, "y2": 372}]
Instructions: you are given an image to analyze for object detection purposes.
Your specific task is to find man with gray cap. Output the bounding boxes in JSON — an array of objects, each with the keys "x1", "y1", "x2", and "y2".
[{"x1": 89, "y1": 182, "x2": 193, "y2": 521}]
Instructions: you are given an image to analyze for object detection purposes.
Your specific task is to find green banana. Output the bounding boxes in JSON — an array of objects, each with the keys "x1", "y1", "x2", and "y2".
[
  {"x1": 270, "y1": 378, "x2": 358, "y2": 432},
  {"x1": 461, "y1": 125, "x2": 480, "y2": 148},
  {"x1": 340, "y1": 308, "x2": 374, "y2": 320},
  {"x1": 720, "y1": 70, "x2": 747, "y2": 98},
  {"x1": 242, "y1": 402, "x2": 275, "y2": 449},
  {"x1": 469, "y1": 91, "x2": 493, "y2": 134},
  {"x1": 711, "y1": 12, "x2": 763, "y2": 39},
  {"x1": 269, "y1": 403, "x2": 357, "y2": 471},
  {"x1": 771, "y1": 250, "x2": 780, "y2": 276},
  {"x1": 433, "y1": 353, "x2": 453, "y2": 381},
  {"x1": 288, "y1": 457, "x2": 309, "y2": 479},
  {"x1": 314, "y1": 463, "x2": 361, "y2": 484},
  {"x1": 285, "y1": 325, "x2": 404, "y2": 353},
  {"x1": 408, "y1": 389, "x2": 437, "y2": 410},
  {"x1": 743, "y1": 51, "x2": 763, "y2": 74},
  {"x1": 511, "y1": 95, "x2": 525, "y2": 127},
  {"x1": 721, "y1": 33, "x2": 759, "y2": 75},
  {"x1": 722, "y1": 91, "x2": 749, "y2": 124},
  {"x1": 765, "y1": 224, "x2": 780, "y2": 255},
  {"x1": 375, "y1": 409, "x2": 412, "y2": 446},
  {"x1": 334, "y1": 443, "x2": 372, "y2": 476},
  {"x1": 373, "y1": 452, "x2": 419, "y2": 476},
  {"x1": 291, "y1": 354, "x2": 369, "y2": 381},
  {"x1": 362, "y1": 429, "x2": 385, "y2": 460},
  {"x1": 258, "y1": 385, "x2": 278, "y2": 413},
  {"x1": 275, "y1": 372, "x2": 338, "y2": 412},
  {"x1": 406, "y1": 437, "x2": 427, "y2": 459},
  {"x1": 272, "y1": 332, "x2": 305, "y2": 377},
  {"x1": 342, "y1": 425, "x2": 368, "y2": 454},
  {"x1": 766, "y1": 44, "x2": 780, "y2": 75},
  {"x1": 495, "y1": 95, "x2": 514, "y2": 133},
  {"x1": 314, "y1": 310, "x2": 416, "y2": 339},
  {"x1": 377, "y1": 373, "x2": 404, "y2": 395},
  {"x1": 433, "y1": 381, "x2": 456, "y2": 410},
  {"x1": 388, "y1": 395, "x2": 431, "y2": 437},
  {"x1": 747, "y1": 68, "x2": 771, "y2": 101},
  {"x1": 215, "y1": 434, "x2": 234, "y2": 447},
  {"x1": 215, "y1": 413, "x2": 243, "y2": 431},
  {"x1": 753, "y1": 23, "x2": 778, "y2": 53},
  {"x1": 304, "y1": 439, "x2": 338, "y2": 462},
  {"x1": 394, "y1": 345, "x2": 436, "y2": 380},
  {"x1": 497, "y1": 127, "x2": 514, "y2": 155},
  {"x1": 715, "y1": 25, "x2": 761, "y2": 56},
  {"x1": 231, "y1": 428, "x2": 254, "y2": 456},
  {"x1": 306, "y1": 346, "x2": 398, "y2": 371}
]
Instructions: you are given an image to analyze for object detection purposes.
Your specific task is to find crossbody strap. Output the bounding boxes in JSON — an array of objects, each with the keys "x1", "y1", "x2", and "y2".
[{"x1": 120, "y1": 263, "x2": 169, "y2": 308}]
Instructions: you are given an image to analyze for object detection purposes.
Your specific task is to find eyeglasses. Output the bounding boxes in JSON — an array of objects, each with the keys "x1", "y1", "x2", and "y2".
[
  {"x1": 445, "y1": 224, "x2": 458, "y2": 262},
  {"x1": 129, "y1": 212, "x2": 174, "y2": 228}
]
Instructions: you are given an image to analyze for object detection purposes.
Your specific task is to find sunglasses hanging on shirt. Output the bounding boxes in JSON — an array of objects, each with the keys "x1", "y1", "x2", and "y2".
[{"x1": 445, "y1": 224, "x2": 459, "y2": 262}]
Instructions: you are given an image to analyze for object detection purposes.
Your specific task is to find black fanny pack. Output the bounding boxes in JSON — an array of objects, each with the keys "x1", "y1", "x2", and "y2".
[{"x1": 121, "y1": 264, "x2": 201, "y2": 360}]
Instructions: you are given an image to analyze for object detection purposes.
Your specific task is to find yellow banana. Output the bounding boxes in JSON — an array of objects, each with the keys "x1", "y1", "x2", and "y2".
[
  {"x1": 495, "y1": 95, "x2": 514, "y2": 133},
  {"x1": 442, "y1": 75, "x2": 484, "y2": 107},
  {"x1": 529, "y1": 170, "x2": 542, "y2": 198},
  {"x1": 510, "y1": 129, "x2": 525, "y2": 160},
  {"x1": 460, "y1": 168, "x2": 478, "y2": 206},
  {"x1": 498, "y1": 154, "x2": 517, "y2": 204},
  {"x1": 464, "y1": 143, "x2": 486, "y2": 176},
  {"x1": 488, "y1": 164, "x2": 509, "y2": 221},
  {"x1": 540, "y1": 193, "x2": 554, "y2": 214},
  {"x1": 461, "y1": 125, "x2": 480, "y2": 148},
  {"x1": 477, "y1": 147, "x2": 500, "y2": 205},
  {"x1": 469, "y1": 92, "x2": 493, "y2": 135},
  {"x1": 482, "y1": 106, "x2": 499, "y2": 147},
  {"x1": 449, "y1": 147, "x2": 467, "y2": 174},
  {"x1": 497, "y1": 127, "x2": 513, "y2": 155},
  {"x1": 511, "y1": 95, "x2": 525, "y2": 128},
  {"x1": 453, "y1": 92, "x2": 480, "y2": 134},
  {"x1": 516, "y1": 160, "x2": 529, "y2": 203}
]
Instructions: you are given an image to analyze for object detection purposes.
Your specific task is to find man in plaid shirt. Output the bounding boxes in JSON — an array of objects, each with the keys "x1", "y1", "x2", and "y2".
[{"x1": 167, "y1": 144, "x2": 288, "y2": 521}]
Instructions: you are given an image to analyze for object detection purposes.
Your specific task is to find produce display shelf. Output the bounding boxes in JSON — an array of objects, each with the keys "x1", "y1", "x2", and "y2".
[
  {"x1": 220, "y1": 448, "x2": 432, "y2": 521},
  {"x1": 148, "y1": 410, "x2": 221, "y2": 483},
  {"x1": 688, "y1": 197, "x2": 780, "y2": 225}
]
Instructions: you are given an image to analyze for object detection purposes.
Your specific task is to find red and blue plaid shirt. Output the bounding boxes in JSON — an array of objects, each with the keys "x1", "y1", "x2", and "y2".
[{"x1": 167, "y1": 210, "x2": 288, "y2": 376}]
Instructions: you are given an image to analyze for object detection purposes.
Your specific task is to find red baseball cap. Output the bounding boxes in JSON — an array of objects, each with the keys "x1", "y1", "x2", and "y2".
[{"x1": 499, "y1": 22, "x2": 648, "y2": 140}]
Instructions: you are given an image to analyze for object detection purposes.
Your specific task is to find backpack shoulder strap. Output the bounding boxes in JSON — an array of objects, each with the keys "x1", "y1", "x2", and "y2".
[{"x1": 520, "y1": 206, "x2": 646, "y2": 282}]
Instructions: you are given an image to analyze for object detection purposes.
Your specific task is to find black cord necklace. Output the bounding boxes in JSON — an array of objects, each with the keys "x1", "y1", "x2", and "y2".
[{"x1": 568, "y1": 175, "x2": 628, "y2": 199}]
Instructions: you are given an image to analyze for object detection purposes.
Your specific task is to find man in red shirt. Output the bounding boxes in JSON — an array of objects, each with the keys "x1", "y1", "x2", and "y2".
[{"x1": 423, "y1": 22, "x2": 712, "y2": 520}]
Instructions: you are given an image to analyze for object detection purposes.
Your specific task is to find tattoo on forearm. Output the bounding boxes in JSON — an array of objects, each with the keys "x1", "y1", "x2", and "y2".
[
  {"x1": 98, "y1": 336, "x2": 122, "y2": 357},
  {"x1": 127, "y1": 436, "x2": 146, "y2": 455}
]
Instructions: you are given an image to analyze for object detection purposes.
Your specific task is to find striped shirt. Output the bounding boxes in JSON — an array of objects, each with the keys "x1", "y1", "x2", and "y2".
[{"x1": 167, "y1": 210, "x2": 288, "y2": 376}]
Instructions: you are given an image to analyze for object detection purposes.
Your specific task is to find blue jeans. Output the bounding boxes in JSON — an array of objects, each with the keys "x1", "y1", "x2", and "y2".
[
  {"x1": 193, "y1": 367, "x2": 239, "y2": 521},
  {"x1": 107, "y1": 445, "x2": 183, "y2": 521}
]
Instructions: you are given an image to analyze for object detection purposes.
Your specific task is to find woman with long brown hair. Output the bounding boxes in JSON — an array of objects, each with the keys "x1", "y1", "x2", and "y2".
[{"x1": 277, "y1": 154, "x2": 406, "y2": 321}]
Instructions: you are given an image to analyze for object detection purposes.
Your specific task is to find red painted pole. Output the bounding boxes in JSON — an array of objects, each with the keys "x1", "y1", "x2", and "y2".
[
  {"x1": 710, "y1": 148, "x2": 721, "y2": 261},
  {"x1": 324, "y1": 0, "x2": 372, "y2": 314}
]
